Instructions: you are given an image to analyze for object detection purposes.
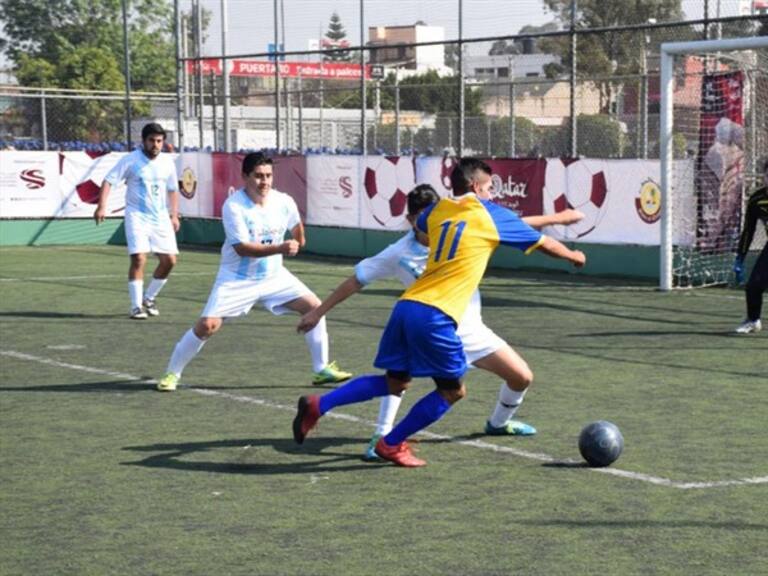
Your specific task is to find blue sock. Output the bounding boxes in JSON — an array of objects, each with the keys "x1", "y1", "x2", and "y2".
[
  {"x1": 384, "y1": 390, "x2": 452, "y2": 445},
  {"x1": 319, "y1": 374, "x2": 389, "y2": 415}
]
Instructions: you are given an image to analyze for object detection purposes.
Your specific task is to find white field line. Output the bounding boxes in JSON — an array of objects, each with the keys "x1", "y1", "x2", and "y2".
[
  {"x1": 3, "y1": 349, "x2": 767, "y2": 490},
  {"x1": 0, "y1": 272, "x2": 211, "y2": 283}
]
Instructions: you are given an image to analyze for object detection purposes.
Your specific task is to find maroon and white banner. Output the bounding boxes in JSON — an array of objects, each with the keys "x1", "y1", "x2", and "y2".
[
  {"x1": 0, "y1": 151, "x2": 214, "y2": 219},
  {"x1": 306, "y1": 156, "x2": 360, "y2": 227},
  {"x1": 211, "y1": 153, "x2": 307, "y2": 219},
  {"x1": 360, "y1": 156, "x2": 416, "y2": 231},
  {"x1": 696, "y1": 71, "x2": 745, "y2": 252},
  {"x1": 543, "y1": 158, "x2": 661, "y2": 245},
  {"x1": 188, "y1": 59, "x2": 373, "y2": 80},
  {"x1": 0, "y1": 151, "x2": 62, "y2": 218},
  {"x1": 1, "y1": 152, "x2": 664, "y2": 245}
]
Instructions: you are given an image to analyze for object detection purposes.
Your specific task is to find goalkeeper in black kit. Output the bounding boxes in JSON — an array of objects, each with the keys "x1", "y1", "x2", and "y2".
[{"x1": 733, "y1": 158, "x2": 768, "y2": 334}]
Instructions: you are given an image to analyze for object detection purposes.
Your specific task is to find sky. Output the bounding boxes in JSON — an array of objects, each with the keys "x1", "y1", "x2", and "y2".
[
  {"x1": 0, "y1": 0, "x2": 754, "y2": 73},
  {"x1": 191, "y1": 0, "x2": 753, "y2": 60}
]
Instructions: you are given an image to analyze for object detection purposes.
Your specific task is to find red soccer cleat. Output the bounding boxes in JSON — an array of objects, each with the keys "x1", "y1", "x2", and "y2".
[
  {"x1": 374, "y1": 437, "x2": 426, "y2": 467},
  {"x1": 293, "y1": 395, "x2": 321, "y2": 444}
]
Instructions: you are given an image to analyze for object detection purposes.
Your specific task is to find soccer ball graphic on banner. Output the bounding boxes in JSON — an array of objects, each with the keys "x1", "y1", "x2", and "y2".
[
  {"x1": 546, "y1": 158, "x2": 609, "y2": 239},
  {"x1": 363, "y1": 157, "x2": 415, "y2": 228}
]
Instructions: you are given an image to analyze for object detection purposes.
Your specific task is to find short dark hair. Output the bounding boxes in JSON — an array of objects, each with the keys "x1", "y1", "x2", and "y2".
[
  {"x1": 141, "y1": 122, "x2": 166, "y2": 141},
  {"x1": 242, "y1": 152, "x2": 273, "y2": 175},
  {"x1": 407, "y1": 184, "x2": 439, "y2": 216},
  {"x1": 449, "y1": 157, "x2": 492, "y2": 196}
]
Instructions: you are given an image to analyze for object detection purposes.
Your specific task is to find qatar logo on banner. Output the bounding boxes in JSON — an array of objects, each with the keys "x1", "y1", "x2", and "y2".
[{"x1": 20, "y1": 169, "x2": 46, "y2": 189}]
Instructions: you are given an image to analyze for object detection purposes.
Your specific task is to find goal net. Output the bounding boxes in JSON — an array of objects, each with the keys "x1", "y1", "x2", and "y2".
[{"x1": 660, "y1": 36, "x2": 768, "y2": 290}]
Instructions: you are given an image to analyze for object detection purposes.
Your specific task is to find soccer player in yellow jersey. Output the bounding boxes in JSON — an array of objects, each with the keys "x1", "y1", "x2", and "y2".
[{"x1": 293, "y1": 158, "x2": 586, "y2": 467}]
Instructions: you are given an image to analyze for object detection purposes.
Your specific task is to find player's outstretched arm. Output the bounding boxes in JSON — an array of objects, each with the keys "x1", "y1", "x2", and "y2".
[
  {"x1": 94, "y1": 182, "x2": 111, "y2": 224},
  {"x1": 538, "y1": 236, "x2": 586, "y2": 268},
  {"x1": 523, "y1": 208, "x2": 585, "y2": 229},
  {"x1": 297, "y1": 275, "x2": 364, "y2": 333}
]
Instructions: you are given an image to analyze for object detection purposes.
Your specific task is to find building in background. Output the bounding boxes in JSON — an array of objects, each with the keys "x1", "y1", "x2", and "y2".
[{"x1": 367, "y1": 23, "x2": 451, "y2": 75}]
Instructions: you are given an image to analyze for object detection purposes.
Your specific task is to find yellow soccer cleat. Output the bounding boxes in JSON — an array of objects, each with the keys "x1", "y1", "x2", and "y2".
[
  {"x1": 312, "y1": 360, "x2": 352, "y2": 385},
  {"x1": 157, "y1": 372, "x2": 180, "y2": 392}
]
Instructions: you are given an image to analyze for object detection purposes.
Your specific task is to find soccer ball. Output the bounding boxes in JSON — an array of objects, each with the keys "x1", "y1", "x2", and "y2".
[
  {"x1": 363, "y1": 156, "x2": 415, "y2": 228},
  {"x1": 578, "y1": 420, "x2": 624, "y2": 467},
  {"x1": 545, "y1": 158, "x2": 608, "y2": 239}
]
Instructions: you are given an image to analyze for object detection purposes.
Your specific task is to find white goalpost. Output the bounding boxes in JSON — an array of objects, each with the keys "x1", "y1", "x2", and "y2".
[{"x1": 660, "y1": 36, "x2": 768, "y2": 290}]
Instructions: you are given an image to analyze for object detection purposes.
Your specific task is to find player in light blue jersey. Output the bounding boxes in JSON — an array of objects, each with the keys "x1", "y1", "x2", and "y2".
[
  {"x1": 95, "y1": 123, "x2": 180, "y2": 319},
  {"x1": 157, "y1": 152, "x2": 352, "y2": 392},
  {"x1": 298, "y1": 185, "x2": 584, "y2": 460}
]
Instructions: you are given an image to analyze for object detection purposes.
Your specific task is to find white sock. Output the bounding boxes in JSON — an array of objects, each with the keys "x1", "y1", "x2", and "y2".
[
  {"x1": 489, "y1": 385, "x2": 527, "y2": 427},
  {"x1": 304, "y1": 316, "x2": 329, "y2": 373},
  {"x1": 128, "y1": 280, "x2": 143, "y2": 309},
  {"x1": 166, "y1": 329, "x2": 207, "y2": 377},
  {"x1": 375, "y1": 394, "x2": 404, "y2": 436},
  {"x1": 144, "y1": 278, "x2": 168, "y2": 301}
]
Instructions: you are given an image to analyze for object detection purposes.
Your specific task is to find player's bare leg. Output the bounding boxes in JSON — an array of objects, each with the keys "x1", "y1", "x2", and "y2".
[
  {"x1": 474, "y1": 345, "x2": 537, "y2": 436},
  {"x1": 285, "y1": 294, "x2": 351, "y2": 384},
  {"x1": 143, "y1": 253, "x2": 177, "y2": 316},
  {"x1": 128, "y1": 252, "x2": 148, "y2": 319},
  {"x1": 157, "y1": 316, "x2": 222, "y2": 392}
]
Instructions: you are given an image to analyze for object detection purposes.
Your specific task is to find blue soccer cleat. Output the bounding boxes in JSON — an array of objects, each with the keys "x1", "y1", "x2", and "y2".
[{"x1": 484, "y1": 419, "x2": 537, "y2": 436}]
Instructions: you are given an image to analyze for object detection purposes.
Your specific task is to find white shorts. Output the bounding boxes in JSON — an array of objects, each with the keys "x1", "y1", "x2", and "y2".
[
  {"x1": 457, "y1": 316, "x2": 507, "y2": 366},
  {"x1": 201, "y1": 267, "x2": 313, "y2": 319},
  {"x1": 125, "y1": 211, "x2": 179, "y2": 256}
]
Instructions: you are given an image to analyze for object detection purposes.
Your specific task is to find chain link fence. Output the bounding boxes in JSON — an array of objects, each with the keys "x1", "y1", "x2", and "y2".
[{"x1": 2, "y1": 3, "x2": 765, "y2": 159}]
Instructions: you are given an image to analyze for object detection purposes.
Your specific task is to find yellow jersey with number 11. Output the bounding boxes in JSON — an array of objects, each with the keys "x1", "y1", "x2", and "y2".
[{"x1": 401, "y1": 194, "x2": 544, "y2": 323}]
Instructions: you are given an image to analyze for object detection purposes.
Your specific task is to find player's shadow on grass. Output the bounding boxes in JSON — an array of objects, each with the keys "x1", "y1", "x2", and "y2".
[
  {"x1": 0, "y1": 380, "x2": 156, "y2": 393},
  {"x1": 121, "y1": 436, "x2": 387, "y2": 475},
  {"x1": 518, "y1": 519, "x2": 768, "y2": 531},
  {"x1": 0, "y1": 311, "x2": 124, "y2": 319}
]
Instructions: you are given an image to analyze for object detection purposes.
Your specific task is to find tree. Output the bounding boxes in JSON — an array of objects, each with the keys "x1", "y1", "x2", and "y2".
[
  {"x1": 328, "y1": 70, "x2": 483, "y2": 117},
  {"x1": 444, "y1": 44, "x2": 460, "y2": 72},
  {"x1": 0, "y1": 0, "x2": 181, "y2": 141},
  {"x1": 323, "y1": 12, "x2": 352, "y2": 62},
  {"x1": 538, "y1": 0, "x2": 691, "y2": 111},
  {"x1": 488, "y1": 22, "x2": 559, "y2": 56}
]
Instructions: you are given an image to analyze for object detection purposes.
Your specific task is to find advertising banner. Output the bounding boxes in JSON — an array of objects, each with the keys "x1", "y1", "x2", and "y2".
[
  {"x1": 695, "y1": 71, "x2": 745, "y2": 252},
  {"x1": 543, "y1": 158, "x2": 662, "y2": 245},
  {"x1": 0, "y1": 151, "x2": 62, "y2": 218},
  {"x1": 360, "y1": 156, "x2": 416, "y2": 231},
  {"x1": 483, "y1": 158, "x2": 545, "y2": 217},
  {"x1": 58, "y1": 151, "x2": 125, "y2": 217},
  {"x1": 176, "y1": 151, "x2": 214, "y2": 218},
  {"x1": 306, "y1": 155, "x2": 360, "y2": 227},
  {"x1": 212, "y1": 153, "x2": 307, "y2": 219},
  {"x1": 188, "y1": 59, "x2": 372, "y2": 80}
]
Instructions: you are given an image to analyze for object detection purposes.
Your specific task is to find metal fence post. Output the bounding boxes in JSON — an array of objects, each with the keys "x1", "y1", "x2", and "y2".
[
  {"x1": 40, "y1": 90, "x2": 48, "y2": 151},
  {"x1": 458, "y1": 0, "x2": 464, "y2": 156},
  {"x1": 121, "y1": 0, "x2": 133, "y2": 147},
  {"x1": 273, "y1": 0, "x2": 280, "y2": 150},
  {"x1": 360, "y1": 0, "x2": 367, "y2": 156},
  {"x1": 195, "y1": 0, "x2": 204, "y2": 148},
  {"x1": 298, "y1": 71, "x2": 304, "y2": 152},
  {"x1": 395, "y1": 69, "x2": 401, "y2": 154},
  {"x1": 221, "y1": 0, "x2": 231, "y2": 152},
  {"x1": 509, "y1": 81, "x2": 516, "y2": 157},
  {"x1": 174, "y1": 0, "x2": 184, "y2": 151},
  {"x1": 570, "y1": 0, "x2": 578, "y2": 158}
]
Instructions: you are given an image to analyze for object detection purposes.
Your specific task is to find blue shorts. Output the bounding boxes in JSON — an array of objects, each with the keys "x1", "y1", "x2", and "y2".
[{"x1": 374, "y1": 299, "x2": 467, "y2": 380}]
